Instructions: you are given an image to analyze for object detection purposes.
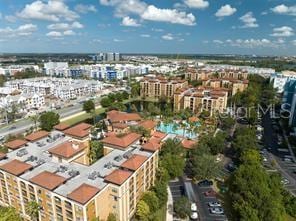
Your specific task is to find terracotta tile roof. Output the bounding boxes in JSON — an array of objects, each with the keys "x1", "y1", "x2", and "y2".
[
  {"x1": 152, "y1": 131, "x2": 167, "y2": 139},
  {"x1": 48, "y1": 141, "x2": 87, "y2": 159},
  {"x1": 54, "y1": 123, "x2": 70, "y2": 131},
  {"x1": 30, "y1": 171, "x2": 67, "y2": 190},
  {"x1": 112, "y1": 123, "x2": 129, "y2": 129},
  {"x1": 138, "y1": 120, "x2": 157, "y2": 130},
  {"x1": 120, "y1": 154, "x2": 148, "y2": 171},
  {"x1": 4, "y1": 139, "x2": 28, "y2": 150},
  {"x1": 142, "y1": 141, "x2": 161, "y2": 152},
  {"x1": 25, "y1": 130, "x2": 49, "y2": 142},
  {"x1": 107, "y1": 110, "x2": 141, "y2": 123},
  {"x1": 182, "y1": 139, "x2": 196, "y2": 149},
  {"x1": 64, "y1": 123, "x2": 92, "y2": 138},
  {"x1": 104, "y1": 169, "x2": 132, "y2": 185},
  {"x1": 68, "y1": 184, "x2": 100, "y2": 204},
  {"x1": 149, "y1": 136, "x2": 162, "y2": 144},
  {"x1": 188, "y1": 116, "x2": 199, "y2": 123},
  {"x1": 0, "y1": 153, "x2": 7, "y2": 160},
  {"x1": 102, "y1": 133, "x2": 141, "y2": 149},
  {"x1": 0, "y1": 159, "x2": 33, "y2": 176}
]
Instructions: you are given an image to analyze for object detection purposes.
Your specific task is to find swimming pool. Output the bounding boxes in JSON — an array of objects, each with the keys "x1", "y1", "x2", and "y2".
[{"x1": 156, "y1": 122, "x2": 199, "y2": 139}]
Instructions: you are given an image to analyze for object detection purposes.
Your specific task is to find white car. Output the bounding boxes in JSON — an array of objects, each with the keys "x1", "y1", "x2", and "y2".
[
  {"x1": 281, "y1": 178, "x2": 290, "y2": 185},
  {"x1": 191, "y1": 203, "x2": 197, "y2": 211},
  {"x1": 209, "y1": 207, "x2": 224, "y2": 215},
  {"x1": 190, "y1": 212, "x2": 198, "y2": 220},
  {"x1": 208, "y1": 201, "x2": 222, "y2": 207}
]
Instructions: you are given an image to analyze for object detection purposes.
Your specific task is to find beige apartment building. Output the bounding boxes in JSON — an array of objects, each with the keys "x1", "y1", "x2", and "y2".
[
  {"x1": 140, "y1": 76, "x2": 188, "y2": 99},
  {"x1": 174, "y1": 86, "x2": 228, "y2": 115},
  {"x1": 0, "y1": 122, "x2": 159, "y2": 221}
]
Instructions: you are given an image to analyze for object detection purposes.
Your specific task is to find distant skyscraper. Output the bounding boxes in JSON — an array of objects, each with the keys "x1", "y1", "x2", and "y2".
[{"x1": 93, "y1": 53, "x2": 121, "y2": 62}]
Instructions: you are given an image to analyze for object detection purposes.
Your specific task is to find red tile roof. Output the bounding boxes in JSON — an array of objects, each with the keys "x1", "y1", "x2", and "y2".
[
  {"x1": 4, "y1": 139, "x2": 27, "y2": 150},
  {"x1": 104, "y1": 169, "x2": 132, "y2": 185},
  {"x1": 0, "y1": 153, "x2": 7, "y2": 160},
  {"x1": 0, "y1": 159, "x2": 32, "y2": 176},
  {"x1": 68, "y1": 184, "x2": 100, "y2": 204},
  {"x1": 182, "y1": 139, "x2": 196, "y2": 149},
  {"x1": 112, "y1": 123, "x2": 129, "y2": 129},
  {"x1": 102, "y1": 133, "x2": 141, "y2": 149},
  {"x1": 142, "y1": 141, "x2": 161, "y2": 152},
  {"x1": 30, "y1": 171, "x2": 67, "y2": 190},
  {"x1": 64, "y1": 123, "x2": 92, "y2": 139},
  {"x1": 138, "y1": 120, "x2": 157, "y2": 130},
  {"x1": 152, "y1": 131, "x2": 167, "y2": 139},
  {"x1": 120, "y1": 154, "x2": 148, "y2": 171},
  {"x1": 107, "y1": 110, "x2": 141, "y2": 123},
  {"x1": 25, "y1": 131, "x2": 49, "y2": 142},
  {"x1": 54, "y1": 123, "x2": 70, "y2": 131},
  {"x1": 48, "y1": 141, "x2": 87, "y2": 159}
]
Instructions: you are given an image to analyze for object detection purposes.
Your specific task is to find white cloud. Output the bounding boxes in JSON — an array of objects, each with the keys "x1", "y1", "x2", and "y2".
[
  {"x1": 100, "y1": 0, "x2": 196, "y2": 26},
  {"x1": 63, "y1": 30, "x2": 75, "y2": 36},
  {"x1": 142, "y1": 5, "x2": 196, "y2": 26},
  {"x1": 271, "y1": 26, "x2": 294, "y2": 37},
  {"x1": 74, "y1": 4, "x2": 97, "y2": 14},
  {"x1": 213, "y1": 40, "x2": 223, "y2": 44},
  {"x1": 239, "y1": 12, "x2": 258, "y2": 28},
  {"x1": 17, "y1": 0, "x2": 79, "y2": 22},
  {"x1": 0, "y1": 24, "x2": 37, "y2": 38},
  {"x1": 47, "y1": 21, "x2": 83, "y2": 30},
  {"x1": 121, "y1": 16, "x2": 141, "y2": 27},
  {"x1": 225, "y1": 38, "x2": 281, "y2": 48},
  {"x1": 162, "y1": 33, "x2": 174, "y2": 40},
  {"x1": 5, "y1": 15, "x2": 17, "y2": 23},
  {"x1": 184, "y1": 0, "x2": 209, "y2": 9},
  {"x1": 46, "y1": 31, "x2": 63, "y2": 37},
  {"x1": 140, "y1": 34, "x2": 150, "y2": 38},
  {"x1": 215, "y1": 5, "x2": 237, "y2": 17},
  {"x1": 152, "y1": 28, "x2": 164, "y2": 32},
  {"x1": 113, "y1": 38, "x2": 124, "y2": 42},
  {"x1": 271, "y1": 4, "x2": 296, "y2": 16}
]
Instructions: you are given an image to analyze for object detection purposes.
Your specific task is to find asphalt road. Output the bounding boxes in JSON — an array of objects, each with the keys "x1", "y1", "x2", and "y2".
[{"x1": 262, "y1": 113, "x2": 296, "y2": 195}]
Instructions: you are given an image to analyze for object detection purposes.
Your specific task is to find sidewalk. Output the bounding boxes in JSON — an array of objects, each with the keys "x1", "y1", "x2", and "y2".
[{"x1": 166, "y1": 186, "x2": 173, "y2": 221}]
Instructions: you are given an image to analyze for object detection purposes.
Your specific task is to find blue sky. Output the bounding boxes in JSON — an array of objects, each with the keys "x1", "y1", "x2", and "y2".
[{"x1": 0, "y1": 0, "x2": 295, "y2": 55}]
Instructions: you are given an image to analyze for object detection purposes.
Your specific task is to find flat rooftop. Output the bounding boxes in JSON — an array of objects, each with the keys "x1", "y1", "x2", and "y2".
[{"x1": 0, "y1": 130, "x2": 153, "y2": 205}]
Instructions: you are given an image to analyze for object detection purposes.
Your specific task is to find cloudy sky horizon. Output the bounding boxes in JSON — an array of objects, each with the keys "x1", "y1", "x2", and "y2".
[{"x1": 0, "y1": 0, "x2": 295, "y2": 55}]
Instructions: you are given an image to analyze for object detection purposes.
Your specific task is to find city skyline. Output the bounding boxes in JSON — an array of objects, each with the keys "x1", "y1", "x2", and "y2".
[{"x1": 0, "y1": 0, "x2": 295, "y2": 55}]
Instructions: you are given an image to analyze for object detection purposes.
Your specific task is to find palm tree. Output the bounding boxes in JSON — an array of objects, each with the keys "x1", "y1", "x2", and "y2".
[
  {"x1": 30, "y1": 114, "x2": 39, "y2": 131},
  {"x1": 25, "y1": 201, "x2": 40, "y2": 221}
]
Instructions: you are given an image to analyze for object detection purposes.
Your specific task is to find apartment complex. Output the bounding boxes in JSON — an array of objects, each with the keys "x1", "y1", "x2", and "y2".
[
  {"x1": 174, "y1": 86, "x2": 228, "y2": 115},
  {"x1": 185, "y1": 68, "x2": 249, "y2": 96},
  {"x1": 140, "y1": 76, "x2": 188, "y2": 99},
  {"x1": 0, "y1": 122, "x2": 159, "y2": 221}
]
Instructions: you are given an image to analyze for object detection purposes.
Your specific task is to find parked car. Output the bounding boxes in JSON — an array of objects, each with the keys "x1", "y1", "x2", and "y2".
[
  {"x1": 191, "y1": 203, "x2": 197, "y2": 211},
  {"x1": 204, "y1": 190, "x2": 216, "y2": 197},
  {"x1": 208, "y1": 201, "x2": 222, "y2": 207},
  {"x1": 190, "y1": 212, "x2": 199, "y2": 220},
  {"x1": 209, "y1": 207, "x2": 224, "y2": 215},
  {"x1": 198, "y1": 179, "x2": 213, "y2": 187},
  {"x1": 281, "y1": 178, "x2": 290, "y2": 185}
]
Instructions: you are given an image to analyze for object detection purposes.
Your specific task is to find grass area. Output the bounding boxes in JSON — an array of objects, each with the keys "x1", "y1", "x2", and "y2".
[
  {"x1": 63, "y1": 107, "x2": 106, "y2": 126},
  {"x1": 285, "y1": 214, "x2": 296, "y2": 221},
  {"x1": 153, "y1": 206, "x2": 167, "y2": 221}
]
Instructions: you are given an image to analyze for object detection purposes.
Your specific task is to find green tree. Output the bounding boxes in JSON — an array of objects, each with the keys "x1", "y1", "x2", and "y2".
[
  {"x1": 30, "y1": 114, "x2": 40, "y2": 131},
  {"x1": 25, "y1": 201, "x2": 40, "y2": 221},
  {"x1": 107, "y1": 213, "x2": 117, "y2": 221},
  {"x1": 131, "y1": 82, "x2": 140, "y2": 98},
  {"x1": 129, "y1": 126, "x2": 150, "y2": 138},
  {"x1": 142, "y1": 191, "x2": 159, "y2": 213},
  {"x1": 39, "y1": 111, "x2": 60, "y2": 131},
  {"x1": 88, "y1": 141, "x2": 104, "y2": 164},
  {"x1": 174, "y1": 196, "x2": 191, "y2": 219},
  {"x1": 83, "y1": 100, "x2": 95, "y2": 113},
  {"x1": 136, "y1": 200, "x2": 150, "y2": 221},
  {"x1": 0, "y1": 206, "x2": 22, "y2": 221},
  {"x1": 100, "y1": 97, "x2": 112, "y2": 107}
]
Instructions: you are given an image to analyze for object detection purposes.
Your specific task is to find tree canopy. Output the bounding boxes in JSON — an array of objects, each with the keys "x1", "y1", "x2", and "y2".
[
  {"x1": 83, "y1": 100, "x2": 95, "y2": 113},
  {"x1": 39, "y1": 111, "x2": 60, "y2": 131}
]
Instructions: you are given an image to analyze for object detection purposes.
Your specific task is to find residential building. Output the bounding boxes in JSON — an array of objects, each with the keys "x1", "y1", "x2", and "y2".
[
  {"x1": 140, "y1": 76, "x2": 188, "y2": 99},
  {"x1": 270, "y1": 71, "x2": 296, "y2": 93},
  {"x1": 44, "y1": 62, "x2": 69, "y2": 77},
  {"x1": 174, "y1": 86, "x2": 228, "y2": 115},
  {"x1": 0, "y1": 122, "x2": 159, "y2": 221}
]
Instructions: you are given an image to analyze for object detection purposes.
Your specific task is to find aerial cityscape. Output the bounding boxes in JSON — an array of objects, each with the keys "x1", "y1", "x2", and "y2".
[{"x1": 0, "y1": 0, "x2": 296, "y2": 221}]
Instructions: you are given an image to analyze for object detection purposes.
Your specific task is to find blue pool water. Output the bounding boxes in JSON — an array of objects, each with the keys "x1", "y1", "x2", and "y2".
[{"x1": 156, "y1": 122, "x2": 199, "y2": 139}]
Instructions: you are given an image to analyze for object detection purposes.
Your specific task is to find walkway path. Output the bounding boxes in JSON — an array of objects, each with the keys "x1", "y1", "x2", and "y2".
[{"x1": 166, "y1": 186, "x2": 173, "y2": 221}]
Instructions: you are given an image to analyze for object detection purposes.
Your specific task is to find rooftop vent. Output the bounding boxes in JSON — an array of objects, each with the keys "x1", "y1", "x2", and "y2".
[
  {"x1": 123, "y1": 151, "x2": 132, "y2": 159},
  {"x1": 16, "y1": 149, "x2": 28, "y2": 157},
  {"x1": 104, "y1": 162, "x2": 113, "y2": 169},
  {"x1": 68, "y1": 170, "x2": 80, "y2": 178},
  {"x1": 114, "y1": 155, "x2": 123, "y2": 162}
]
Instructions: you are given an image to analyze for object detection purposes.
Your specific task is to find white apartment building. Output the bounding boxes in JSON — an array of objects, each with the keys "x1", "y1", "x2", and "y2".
[
  {"x1": 270, "y1": 71, "x2": 296, "y2": 93},
  {"x1": 44, "y1": 62, "x2": 69, "y2": 76},
  {"x1": 0, "y1": 65, "x2": 41, "y2": 76}
]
